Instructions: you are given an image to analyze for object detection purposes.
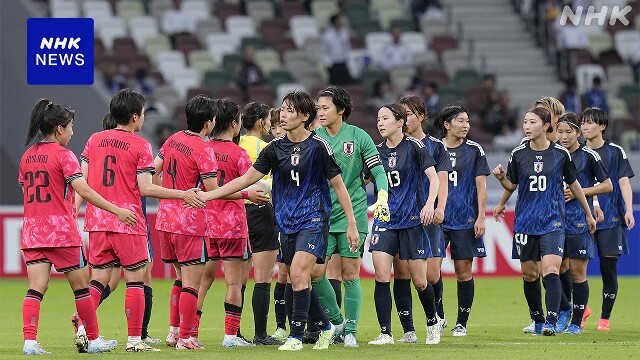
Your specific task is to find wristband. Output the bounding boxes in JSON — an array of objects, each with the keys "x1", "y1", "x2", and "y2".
[
  {"x1": 241, "y1": 191, "x2": 249, "y2": 199},
  {"x1": 593, "y1": 200, "x2": 600, "y2": 207}
]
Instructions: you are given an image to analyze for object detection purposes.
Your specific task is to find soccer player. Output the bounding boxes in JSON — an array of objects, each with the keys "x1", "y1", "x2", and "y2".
[
  {"x1": 391, "y1": 95, "x2": 451, "y2": 343},
  {"x1": 312, "y1": 86, "x2": 390, "y2": 347},
  {"x1": 435, "y1": 105, "x2": 490, "y2": 336},
  {"x1": 556, "y1": 112, "x2": 612, "y2": 334},
  {"x1": 238, "y1": 102, "x2": 284, "y2": 345},
  {"x1": 82, "y1": 89, "x2": 204, "y2": 352},
  {"x1": 580, "y1": 107, "x2": 635, "y2": 331},
  {"x1": 198, "y1": 90, "x2": 359, "y2": 351},
  {"x1": 20, "y1": 99, "x2": 129, "y2": 354},
  {"x1": 367, "y1": 104, "x2": 441, "y2": 345},
  {"x1": 493, "y1": 107, "x2": 596, "y2": 336}
]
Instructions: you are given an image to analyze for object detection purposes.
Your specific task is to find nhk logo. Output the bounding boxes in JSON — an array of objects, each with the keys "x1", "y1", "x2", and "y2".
[
  {"x1": 559, "y1": 5, "x2": 632, "y2": 26},
  {"x1": 27, "y1": 18, "x2": 94, "y2": 85}
]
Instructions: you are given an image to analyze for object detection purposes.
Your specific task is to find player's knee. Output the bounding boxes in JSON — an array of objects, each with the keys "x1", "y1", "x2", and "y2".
[
  {"x1": 455, "y1": 271, "x2": 473, "y2": 282},
  {"x1": 413, "y1": 280, "x2": 427, "y2": 292}
]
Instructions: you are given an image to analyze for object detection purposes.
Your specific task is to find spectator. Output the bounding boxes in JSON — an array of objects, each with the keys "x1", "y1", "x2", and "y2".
[
  {"x1": 421, "y1": 81, "x2": 440, "y2": 115},
  {"x1": 585, "y1": 76, "x2": 609, "y2": 115},
  {"x1": 236, "y1": 46, "x2": 266, "y2": 100},
  {"x1": 102, "y1": 62, "x2": 126, "y2": 95},
  {"x1": 128, "y1": 68, "x2": 155, "y2": 97},
  {"x1": 154, "y1": 122, "x2": 177, "y2": 154},
  {"x1": 558, "y1": 77, "x2": 584, "y2": 113},
  {"x1": 483, "y1": 90, "x2": 518, "y2": 136},
  {"x1": 379, "y1": 28, "x2": 413, "y2": 70},
  {"x1": 367, "y1": 79, "x2": 395, "y2": 113},
  {"x1": 322, "y1": 14, "x2": 354, "y2": 85}
]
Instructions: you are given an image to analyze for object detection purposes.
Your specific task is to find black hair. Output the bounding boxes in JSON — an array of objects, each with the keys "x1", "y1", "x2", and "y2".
[
  {"x1": 281, "y1": 90, "x2": 317, "y2": 129},
  {"x1": 434, "y1": 104, "x2": 468, "y2": 136},
  {"x1": 380, "y1": 103, "x2": 408, "y2": 133},
  {"x1": 102, "y1": 113, "x2": 117, "y2": 130},
  {"x1": 317, "y1": 85, "x2": 352, "y2": 121},
  {"x1": 526, "y1": 107, "x2": 553, "y2": 134},
  {"x1": 397, "y1": 94, "x2": 427, "y2": 120},
  {"x1": 241, "y1": 102, "x2": 270, "y2": 131},
  {"x1": 25, "y1": 99, "x2": 75, "y2": 146},
  {"x1": 329, "y1": 14, "x2": 340, "y2": 25},
  {"x1": 211, "y1": 98, "x2": 240, "y2": 139},
  {"x1": 109, "y1": 88, "x2": 146, "y2": 125},
  {"x1": 593, "y1": 76, "x2": 601, "y2": 86},
  {"x1": 581, "y1": 107, "x2": 609, "y2": 134},
  {"x1": 557, "y1": 112, "x2": 581, "y2": 131},
  {"x1": 185, "y1": 94, "x2": 216, "y2": 133}
]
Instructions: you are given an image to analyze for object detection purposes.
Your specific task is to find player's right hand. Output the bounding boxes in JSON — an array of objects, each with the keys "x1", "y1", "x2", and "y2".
[
  {"x1": 492, "y1": 164, "x2": 505, "y2": 180},
  {"x1": 115, "y1": 208, "x2": 137, "y2": 226},
  {"x1": 593, "y1": 206, "x2": 604, "y2": 224},
  {"x1": 368, "y1": 189, "x2": 390, "y2": 222},
  {"x1": 183, "y1": 188, "x2": 206, "y2": 208},
  {"x1": 248, "y1": 189, "x2": 270, "y2": 204},
  {"x1": 420, "y1": 202, "x2": 434, "y2": 225},
  {"x1": 493, "y1": 203, "x2": 506, "y2": 222}
]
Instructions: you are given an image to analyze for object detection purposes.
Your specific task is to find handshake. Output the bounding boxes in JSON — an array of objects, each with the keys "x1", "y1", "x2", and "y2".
[{"x1": 182, "y1": 188, "x2": 270, "y2": 208}]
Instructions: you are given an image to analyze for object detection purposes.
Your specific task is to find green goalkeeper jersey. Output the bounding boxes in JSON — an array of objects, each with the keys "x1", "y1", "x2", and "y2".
[{"x1": 316, "y1": 123, "x2": 385, "y2": 233}]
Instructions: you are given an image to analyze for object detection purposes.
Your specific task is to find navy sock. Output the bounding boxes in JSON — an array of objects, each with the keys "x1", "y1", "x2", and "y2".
[
  {"x1": 252, "y1": 283, "x2": 271, "y2": 338},
  {"x1": 600, "y1": 257, "x2": 618, "y2": 319},
  {"x1": 456, "y1": 279, "x2": 475, "y2": 327},
  {"x1": 523, "y1": 278, "x2": 545, "y2": 323},
  {"x1": 542, "y1": 273, "x2": 561, "y2": 325},
  {"x1": 417, "y1": 283, "x2": 438, "y2": 326},
  {"x1": 393, "y1": 279, "x2": 414, "y2": 332},
  {"x1": 141, "y1": 285, "x2": 152, "y2": 338},
  {"x1": 274, "y1": 282, "x2": 287, "y2": 329},
  {"x1": 99, "y1": 284, "x2": 111, "y2": 305},
  {"x1": 291, "y1": 289, "x2": 310, "y2": 340},
  {"x1": 329, "y1": 279, "x2": 342, "y2": 309},
  {"x1": 433, "y1": 276, "x2": 445, "y2": 319},
  {"x1": 308, "y1": 288, "x2": 331, "y2": 331},
  {"x1": 374, "y1": 281, "x2": 392, "y2": 335},
  {"x1": 559, "y1": 270, "x2": 572, "y2": 311},
  {"x1": 571, "y1": 281, "x2": 589, "y2": 326},
  {"x1": 285, "y1": 283, "x2": 293, "y2": 329}
]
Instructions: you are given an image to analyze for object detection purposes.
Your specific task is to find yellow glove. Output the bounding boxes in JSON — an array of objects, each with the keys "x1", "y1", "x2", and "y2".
[{"x1": 368, "y1": 189, "x2": 390, "y2": 222}]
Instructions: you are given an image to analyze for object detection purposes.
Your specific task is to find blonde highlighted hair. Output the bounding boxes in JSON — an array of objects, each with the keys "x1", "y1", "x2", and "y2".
[{"x1": 534, "y1": 97, "x2": 565, "y2": 117}]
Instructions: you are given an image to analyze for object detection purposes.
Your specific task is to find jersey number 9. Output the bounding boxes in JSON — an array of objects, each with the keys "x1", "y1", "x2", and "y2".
[{"x1": 449, "y1": 170, "x2": 458, "y2": 187}]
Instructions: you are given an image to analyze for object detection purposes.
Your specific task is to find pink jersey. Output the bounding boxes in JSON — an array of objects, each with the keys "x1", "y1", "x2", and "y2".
[
  {"x1": 19, "y1": 142, "x2": 83, "y2": 249},
  {"x1": 81, "y1": 129, "x2": 154, "y2": 235},
  {"x1": 206, "y1": 139, "x2": 252, "y2": 239},
  {"x1": 155, "y1": 131, "x2": 218, "y2": 236}
]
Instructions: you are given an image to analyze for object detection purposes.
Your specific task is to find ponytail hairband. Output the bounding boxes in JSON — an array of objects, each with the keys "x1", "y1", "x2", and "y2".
[{"x1": 558, "y1": 120, "x2": 580, "y2": 130}]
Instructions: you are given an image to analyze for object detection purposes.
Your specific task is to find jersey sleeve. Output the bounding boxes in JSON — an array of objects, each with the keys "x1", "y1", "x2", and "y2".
[
  {"x1": 237, "y1": 149, "x2": 253, "y2": 175},
  {"x1": 61, "y1": 149, "x2": 83, "y2": 183},
  {"x1": 359, "y1": 129, "x2": 383, "y2": 171},
  {"x1": 79, "y1": 135, "x2": 92, "y2": 164},
  {"x1": 562, "y1": 152, "x2": 578, "y2": 184},
  {"x1": 414, "y1": 142, "x2": 436, "y2": 172},
  {"x1": 321, "y1": 143, "x2": 342, "y2": 181},
  {"x1": 157, "y1": 143, "x2": 165, "y2": 160},
  {"x1": 198, "y1": 147, "x2": 218, "y2": 180},
  {"x1": 506, "y1": 152, "x2": 518, "y2": 184},
  {"x1": 588, "y1": 150, "x2": 609, "y2": 183},
  {"x1": 474, "y1": 146, "x2": 491, "y2": 177},
  {"x1": 253, "y1": 142, "x2": 274, "y2": 175},
  {"x1": 434, "y1": 142, "x2": 452, "y2": 172},
  {"x1": 137, "y1": 141, "x2": 156, "y2": 175},
  {"x1": 616, "y1": 147, "x2": 635, "y2": 179}
]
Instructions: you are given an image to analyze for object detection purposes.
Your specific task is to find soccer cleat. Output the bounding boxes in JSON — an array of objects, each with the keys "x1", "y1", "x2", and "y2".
[
  {"x1": 581, "y1": 305, "x2": 591, "y2": 329},
  {"x1": 222, "y1": 336, "x2": 256, "y2": 347},
  {"x1": 343, "y1": 333, "x2": 359, "y2": 348},
  {"x1": 87, "y1": 336, "x2": 118, "y2": 353},
  {"x1": 190, "y1": 337, "x2": 205, "y2": 348},
  {"x1": 75, "y1": 333, "x2": 88, "y2": 353},
  {"x1": 278, "y1": 337, "x2": 303, "y2": 351},
  {"x1": 142, "y1": 336, "x2": 162, "y2": 345},
  {"x1": 426, "y1": 323, "x2": 441, "y2": 344},
  {"x1": 564, "y1": 324, "x2": 582, "y2": 334},
  {"x1": 253, "y1": 336, "x2": 284, "y2": 345},
  {"x1": 334, "y1": 320, "x2": 346, "y2": 339},
  {"x1": 175, "y1": 338, "x2": 204, "y2": 350},
  {"x1": 523, "y1": 321, "x2": 536, "y2": 334},
  {"x1": 532, "y1": 323, "x2": 544, "y2": 336},
  {"x1": 313, "y1": 323, "x2": 335, "y2": 350},
  {"x1": 271, "y1": 328, "x2": 288, "y2": 342},
  {"x1": 452, "y1": 324, "x2": 467, "y2": 337},
  {"x1": 302, "y1": 330, "x2": 320, "y2": 344},
  {"x1": 23, "y1": 342, "x2": 51, "y2": 355},
  {"x1": 439, "y1": 316, "x2": 447, "y2": 334},
  {"x1": 125, "y1": 340, "x2": 160, "y2": 352},
  {"x1": 165, "y1": 331, "x2": 178, "y2": 347},
  {"x1": 71, "y1": 313, "x2": 81, "y2": 334},
  {"x1": 597, "y1": 318, "x2": 610, "y2": 331},
  {"x1": 541, "y1": 322, "x2": 556, "y2": 336},
  {"x1": 555, "y1": 306, "x2": 573, "y2": 333},
  {"x1": 396, "y1": 331, "x2": 418, "y2": 344},
  {"x1": 368, "y1": 333, "x2": 394, "y2": 345}
]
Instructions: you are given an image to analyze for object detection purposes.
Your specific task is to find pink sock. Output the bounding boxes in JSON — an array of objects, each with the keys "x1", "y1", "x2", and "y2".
[
  {"x1": 178, "y1": 287, "x2": 198, "y2": 339},
  {"x1": 22, "y1": 290, "x2": 43, "y2": 341},
  {"x1": 89, "y1": 280, "x2": 104, "y2": 309},
  {"x1": 170, "y1": 280, "x2": 182, "y2": 328},
  {"x1": 74, "y1": 288, "x2": 99, "y2": 340},
  {"x1": 191, "y1": 310, "x2": 202, "y2": 338},
  {"x1": 125, "y1": 282, "x2": 145, "y2": 337}
]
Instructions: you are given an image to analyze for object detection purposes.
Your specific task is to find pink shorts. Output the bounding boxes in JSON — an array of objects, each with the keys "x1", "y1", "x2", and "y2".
[
  {"x1": 23, "y1": 246, "x2": 86, "y2": 273},
  {"x1": 158, "y1": 231, "x2": 208, "y2": 265},
  {"x1": 88, "y1": 232, "x2": 150, "y2": 270},
  {"x1": 208, "y1": 238, "x2": 251, "y2": 261}
]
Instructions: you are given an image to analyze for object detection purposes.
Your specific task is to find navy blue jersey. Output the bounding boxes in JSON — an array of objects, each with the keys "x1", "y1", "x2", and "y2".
[
  {"x1": 506, "y1": 142, "x2": 578, "y2": 235},
  {"x1": 373, "y1": 136, "x2": 436, "y2": 229},
  {"x1": 591, "y1": 141, "x2": 635, "y2": 230},
  {"x1": 443, "y1": 139, "x2": 490, "y2": 230},
  {"x1": 253, "y1": 132, "x2": 341, "y2": 234},
  {"x1": 565, "y1": 145, "x2": 609, "y2": 235}
]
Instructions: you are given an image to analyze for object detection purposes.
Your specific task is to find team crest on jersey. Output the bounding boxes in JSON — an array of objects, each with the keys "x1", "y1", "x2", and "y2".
[
  {"x1": 343, "y1": 141, "x2": 354, "y2": 155},
  {"x1": 389, "y1": 156, "x2": 397, "y2": 168},
  {"x1": 534, "y1": 161, "x2": 543, "y2": 173},
  {"x1": 371, "y1": 234, "x2": 379, "y2": 245},
  {"x1": 291, "y1": 153, "x2": 300, "y2": 166}
]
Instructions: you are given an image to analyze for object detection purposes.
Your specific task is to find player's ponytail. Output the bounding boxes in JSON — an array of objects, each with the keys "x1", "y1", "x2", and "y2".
[
  {"x1": 241, "y1": 102, "x2": 270, "y2": 132},
  {"x1": 25, "y1": 99, "x2": 75, "y2": 146},
  {"x1": 434, "y1": 104, "x2": 467, "y2": 137},
  {"x1": 211, "y1": 98, "x2": 240, "y2": 140},
  {"x1": 102, "y1": 112, "x2": 117, "y2": 130}
]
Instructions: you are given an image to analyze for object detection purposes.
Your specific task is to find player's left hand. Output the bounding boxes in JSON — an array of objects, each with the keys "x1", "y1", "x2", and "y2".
[
  {"x1": 247, "y1": 189, "x2": 270, "y2": 204},
  {"x1": 346, "y1": 224, "x2": 360, "y2": 253},
  {"x1": 625, "y1": 210, "x2": 635, "y2": 230},
  {"x1": 586, "y1": 214, "x2": 597, "y2": 234},
  {"x1": 563, "y1": 188, "x2": 575, "y2": 202},
  {"x1": 593, "y1": 206, "x2": 604, "y2": 224},
  {"x1": 474, "y1": 217, "x2": 485, "y2": 238},
  {"x1": 434, "y1": 206, "x2": 445, "y2": 225},
  {"x1": 183, "y1": 188, "x2": 206, "y2": 208},
  {"x1": 420, "y1": 203, "x2": 434, "y2": 225},
  {"x1": 115, "y1": 208, "x2": 137, "y2": 226}
]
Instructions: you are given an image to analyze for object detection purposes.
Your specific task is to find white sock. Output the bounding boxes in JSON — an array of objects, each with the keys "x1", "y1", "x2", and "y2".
[
  {"x1": 24, "y1": 340, "x2": 37, "y2": 347},
  {"x1": 224, "y1": 334, "x2": 237, "y2": 340},
  {"x1": 128, "y1": 336, "x2": 142, "y2": 343},
  {"x1": 169, "y1": 326, "x2": 179, "y2": 334},
  {"x1": 77, "y1": 324, "x2": 86, "y2": 335}
]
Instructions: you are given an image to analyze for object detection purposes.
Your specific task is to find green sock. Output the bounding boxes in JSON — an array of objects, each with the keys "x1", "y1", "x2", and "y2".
[
  {"x1": 343, "y1": 278, "x2": 361, "y2": 335},
  {"x1": 311, "y1": 276, "x2": 344, "y2": 325}
]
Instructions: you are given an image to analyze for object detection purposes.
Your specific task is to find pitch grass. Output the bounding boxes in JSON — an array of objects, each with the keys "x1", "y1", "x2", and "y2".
[{"x1": 1, "y1": 277, "x2": 639, "y2": 359}]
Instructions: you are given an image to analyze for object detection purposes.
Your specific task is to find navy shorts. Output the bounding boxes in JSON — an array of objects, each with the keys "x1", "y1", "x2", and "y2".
[
  {"x1": 278, "y1": 226, "x2": 328, "y2": 265},
  {"x1": 564, "y1": 232, "x2": 595, "y2": 259},
  {"x1": 512, "y1": 230, "x2": 565, "y2": 262},
  {"x1": 594, "y1": 226, "x2": 628, "y2": 257},
  {"x1": 443, "y1": 228, "x2": 487, "y2": 260},
  {"x1": 369, "y1": 224, "x2": 431, "y2": 260},
  {"x1": 425, "y1": 224, "x2": 445, "y2": 258}
]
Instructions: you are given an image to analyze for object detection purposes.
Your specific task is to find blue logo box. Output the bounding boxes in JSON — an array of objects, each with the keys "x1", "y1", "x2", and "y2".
[{"x1": 27, "y1": 18, "x2": 94, "y2": 85}]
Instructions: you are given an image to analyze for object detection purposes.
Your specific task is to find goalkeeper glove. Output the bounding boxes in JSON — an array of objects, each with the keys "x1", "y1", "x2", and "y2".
[{"x1": 368, "y1": 189, "x2": 390, "y2": 222}]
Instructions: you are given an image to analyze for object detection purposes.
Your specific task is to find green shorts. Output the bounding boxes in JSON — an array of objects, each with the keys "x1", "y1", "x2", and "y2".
[{"x1": 326, "y1": 232, "x2": 368, "y2": 258}]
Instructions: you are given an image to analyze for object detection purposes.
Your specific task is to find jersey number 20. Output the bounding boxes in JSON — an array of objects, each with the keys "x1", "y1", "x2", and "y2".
[{"x1": 528, "y1": 175, "x2": 547, "y2": 192}]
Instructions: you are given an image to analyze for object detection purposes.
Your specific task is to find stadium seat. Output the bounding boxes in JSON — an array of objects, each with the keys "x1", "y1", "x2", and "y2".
[
  {"x1": 188, "y1": 50, "x2": 216, "y2": 77},
  {"x1": 170, "y1": 69, "x2": 201, "y2": 99},
  {"x1": 226, "y1": 16, "x2": 257, "y2": 46},
  {"x1": 389, "y1": 67, "x2": 416, "y2": 95},
  {"x1": 50, "y1": 1, "x2": 80, "y2": 18},
  {"x1": 241, "y1": 36, "x2": 267, "y2": 51},
  {"x1": 143, "y1": 35, "x2": 171, "y2": 61},
  {"x1": 359, "y1": 69, "x2": 387, "y2": 93},
  {"x1": 597, "y1": 49, "x2": 624, "y2": 68},
  {"x1": 608, "y1": 97, "x2": 630, "y2": 120},
  {"x1": 604, "y1": 64, "x2": 635, "y2": 94},
  {"x1": 454, "y1": 68, "x2": 481, "y2": 91},
  {"x1": 276, "y1": 83, "x2": 307, "y2": 103},
  {"x1": 222, "y1": 53, "x2": 243, "y2": 74},
  {"x1": 438, "y1": 84, "x2": 464, "y2": 107},
  {"x1": 620, "y1": 130, "x2": 640, "y2": 150},
  {"x1": 268, "y1": 69, "x2": 295, "y2": 90},
  {"x1": 587, "y1": 32, "x2": 613, "y2": 58},
  {"x1": 614, "y1": 31, "x2": 640, "y2": 62},
  {"x1": 154, "y1": 84, "x2": 181, "y2": 115},
  {"x1": 390, "y1": 18, "x2": 416, "y2": 32},
  {"x1": 203, "y1": 70, "x2": 234, "y2": 93},
  {"x1": 116, "y1": 0, "x2": 145, "y2": 22},
  {"x1": 365, "y1": 32, "x2": 392, "y2": 62},
  {"x1": 246, "y1": 0, "x2": 275, "y2": 25},
  {"x1": 345, "y1": 49, "x2": 368, "y2": 79},
  {"x1": 99, "y1": 21, "x2": 127, "y2": 50},
  {"x1": 129, "y1": 16, "x2": 159, "y2": 49},
  {"x1": 247, "y1": 85, "x2": 275, "y2": 106},
  {"x1": 376, "y1": 7, "x2": 405, "y2": 30},
  {"x1": 150, "y1": 0, "x2": 172, "y2": 22},
  {"x1": 290, "y1": 16, "x2": 320, "y2": 48},
  {"x1": 420, "y1": 68, "x2": 449, "y2": 86},
  {"x1": 196, "y1": 18, "x2": 223, "y2": 44},
  {"x1": 432, "y1": 35, "x2": 459, "y2": 57},
  {"x1": 280, "y1": 2, "x2": 306, "y2": 23},
  {"x1": 206, "y1": 33, "x2": 239, "y2": 65},
  {"x1": 295, "y1": 70, "x2": 325, "y2": 92},
  {"x1": 441, "y1": 49, "x2": 468, "y2": 79},
  {"x1": 254, "y1": 49, "x2": 282, "y2": 75},
  {"x1": 113, "y1": 37, "x2": 138, "y2": 55},
  {"x1": 214, "y1": 86, "x2": 245, "y2": 104},
  {"x1": 618, "y1": 83, "x2": 640, "y2": 107},
  {"x1": 83, "y1": 0, "x2": 113, "y2": 19},
  {"x1": 420, "y1": 18, "x2": 449, "y2": 41},
  {"x1": 181, "y1": 0, "x2": 209, "y2": 14},
  {"x1": 186, "y1": 87, "x2": 211, "y2": 99},
  {"x1": 412, "y1": 50, "x2": 438, "y2": 66},
  {"x1": 575, "y1": 64, "x2": 606, "y2": 94},
  {"x1": 400, "y1": 32, "x2": 427, "y2": 54},
  {"x1": 310, "y1": 0, "x2": 339, "y2": 28}
]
